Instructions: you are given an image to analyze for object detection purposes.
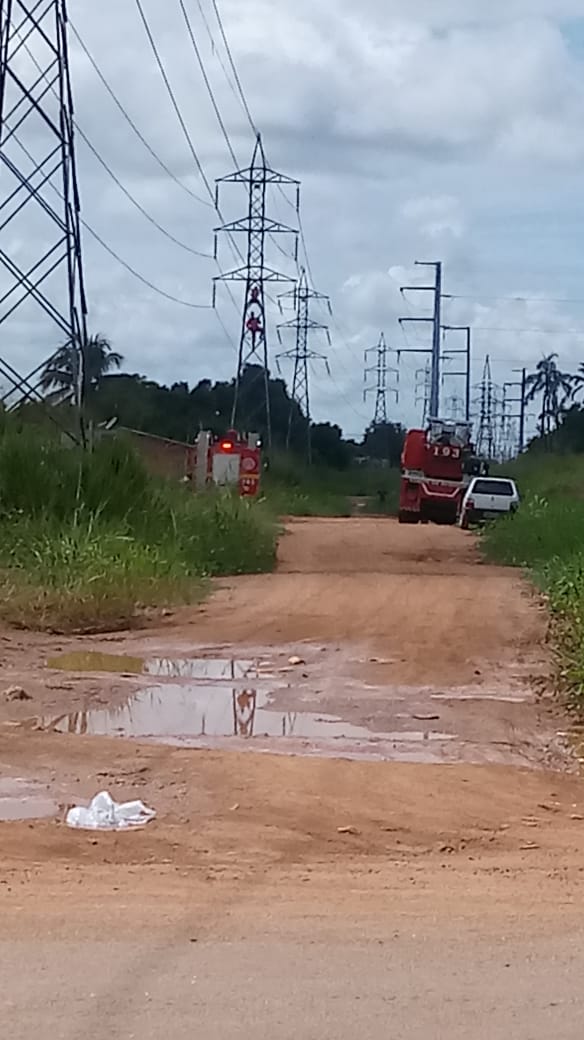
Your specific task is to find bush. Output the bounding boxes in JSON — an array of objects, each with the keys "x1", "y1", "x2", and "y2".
[{"x1": 0, "y1": 427, "x2": 277, "y2": 632}]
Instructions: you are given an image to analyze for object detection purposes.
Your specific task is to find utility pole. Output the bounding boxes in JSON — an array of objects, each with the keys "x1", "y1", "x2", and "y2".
[
  {"x1": 0, "y1": 0, "x2": 89, "y2": 439},
  {"x1": 399, "y1": 261, "x2": 442, "y2": 417},
  {"x1": 441, "y1": 325, "x2": 471, "y2": 421},
  {"x1": 213, "y1": 134, "x2": 299, "y2": 447},
  {"x1": 364, "y1": 332, "x2": 398, "y2": 425},
  {"x1": 276, "y1": 267, "x2": 331, "y2": 464},
  {"x1": 504, "y1": 367, "x2": 528, "y2": 454}
]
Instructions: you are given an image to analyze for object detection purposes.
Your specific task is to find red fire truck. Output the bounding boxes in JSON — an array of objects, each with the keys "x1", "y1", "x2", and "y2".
[
  {"x1": 398, "y1": 419, "x2": 484, "y2": 525},
  {"x1": 187, "y1": 429, "x2": 262, "y2": 498}
]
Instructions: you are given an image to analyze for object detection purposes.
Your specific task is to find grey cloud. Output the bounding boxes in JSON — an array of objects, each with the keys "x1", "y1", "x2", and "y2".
[{"x1": 2, "y1": 0, "x2": 584, "y2": 439}]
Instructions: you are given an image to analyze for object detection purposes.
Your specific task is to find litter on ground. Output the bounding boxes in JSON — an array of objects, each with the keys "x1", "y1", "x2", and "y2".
[{"x1": 66, "y1": 790, "x2": 156, "y2": 831}]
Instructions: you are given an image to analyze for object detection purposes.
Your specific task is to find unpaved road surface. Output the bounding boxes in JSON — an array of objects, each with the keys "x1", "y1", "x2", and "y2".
[{"x1": 2, "y1": 518, "x2": 584, "y2": 1038}]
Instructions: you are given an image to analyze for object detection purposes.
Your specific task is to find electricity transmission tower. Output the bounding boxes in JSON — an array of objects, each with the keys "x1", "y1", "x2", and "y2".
[
  {"x1": 363, "y1": 332, "x2": 397, "y2": 425},
  {"x1": 213, "y1": 134, "x2": 299, "y2": 447},
  {"x1": 0, "y1": 0, "x2": 89, "y2": 434},
  {"x1": 475, "y1": 355, "x2": 498, "y2": 458},
  {"x1": 415, "y1": 360, "x2": 431, "y2": 423},
  {"x1": 276, "y1": 267, "x2": 331, "y2": 463},
  {"x1": 444, "y1": 393, "x2": 465, "y2": 420},
  {"x1": 399, "y1": 261, "x2": 442, "y2": 417}
]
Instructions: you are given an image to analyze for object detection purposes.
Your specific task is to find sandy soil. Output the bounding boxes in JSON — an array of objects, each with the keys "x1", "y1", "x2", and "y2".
[{"x1": 2, "y1": 518, "x2": 584, "y2": 1037}]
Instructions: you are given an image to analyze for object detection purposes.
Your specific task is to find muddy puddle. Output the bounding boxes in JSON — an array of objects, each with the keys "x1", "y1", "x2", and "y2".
[
  {"x1": 35, "y1": 647, "x2": 563, "y2": 767},
  {"x1": 0, "y1": 778, "x2": 58, "y2": 821},
  {"x1": 37, "y1": 684, "x2": 458, "y2": 746},
  {"x1": 48, "y1": 652, "x2": 272, "y2": 681}
]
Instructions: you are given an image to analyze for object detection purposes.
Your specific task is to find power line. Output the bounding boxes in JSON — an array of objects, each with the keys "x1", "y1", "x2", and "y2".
[
  {"x1": 76, "y1": 126, "x2": 212, "y2": 258},
  {"x1": 192, "y1": 0, "x2": 243, "y2": 116},
  {"x1": 209, "y1": 0, "x2": 257, "y2": 134},
  {"x1": 131, "y1": 0, "x2": 254, "y2": 313},
  {"x1": 69, "y1": 21, "x2": 212, "y2": 208},
  {"x1": 176, "y1": 0, "x2": 238, "y2": 166},
  {"x1": 472, "y1": 325, "x2": 584, "y2": 335},
  {"x1": 446, "y1": 293, "x2": 584, "y2": 306},
  {"x1": 133, "y1": 0, "x2": 291, "y2": 297},
  {"x1": 15, "y1": 23, "x2": 212, "y2": 260},
  {"x1": 133, "y1": 0, "x2": 215, "y2": 200},
  {"x1": 10, "y1": 130, "x2": 211, "y2": 310},
  {"x1": 200, "y1": 0, "x2": 294, "y2": 266},
  {"x1": 82, "y1": 222, "x2": 211, "y2": 309}
]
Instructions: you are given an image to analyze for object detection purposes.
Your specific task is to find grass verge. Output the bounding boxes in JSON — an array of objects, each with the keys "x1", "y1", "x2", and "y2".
[{"x1": 483, "y1": 454, "x2": 584, "y2": 708}]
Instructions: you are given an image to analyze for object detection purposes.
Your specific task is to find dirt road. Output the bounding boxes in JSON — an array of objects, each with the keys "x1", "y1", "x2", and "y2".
[{"x1": 2, "y1": 518, "x2": 584, "y2": 1037}]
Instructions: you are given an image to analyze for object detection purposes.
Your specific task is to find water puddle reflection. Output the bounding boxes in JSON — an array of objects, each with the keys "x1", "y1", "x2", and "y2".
[
  {"x1": 48, "y1": 652, "x2": 269, "y2": 681},
  {"x1": 37, "y1": 684, "x2": 458, "y2": 745}
]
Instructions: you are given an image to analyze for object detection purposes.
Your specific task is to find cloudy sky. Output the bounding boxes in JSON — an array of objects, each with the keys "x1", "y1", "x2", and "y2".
[{"x1": 4, "y1": 0, "x2": 584, "y2": 441}]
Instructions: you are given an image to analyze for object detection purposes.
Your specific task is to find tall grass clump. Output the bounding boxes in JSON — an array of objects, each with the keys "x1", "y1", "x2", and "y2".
[
  {"x1": 483, "y1": 455, "x2": 584, "y2": 709},
  {"x1": 0, "y1": 426, "x2": 276, "y2": 632}
]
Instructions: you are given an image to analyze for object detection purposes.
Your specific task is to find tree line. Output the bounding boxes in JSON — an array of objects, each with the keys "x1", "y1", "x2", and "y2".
[
  {"x1": 523, "y1": 353, "x2": 584, "y2": 452},
  {"x1": 37, "y1": 337, "x2": 584, "y2": 460},
  {"x1": 38, "y1": 336, "x2": 406, "y2": 469}
]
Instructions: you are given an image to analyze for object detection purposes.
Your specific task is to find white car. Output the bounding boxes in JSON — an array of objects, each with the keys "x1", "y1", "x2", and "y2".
[{"x1": 459, "y1": 476, "x2": 520, "y2": 528}]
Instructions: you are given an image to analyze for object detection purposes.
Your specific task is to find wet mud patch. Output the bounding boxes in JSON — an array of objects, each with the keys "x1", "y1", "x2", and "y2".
[{"x1": 0, "y1": 778, "x2": 58, "y2": 821}]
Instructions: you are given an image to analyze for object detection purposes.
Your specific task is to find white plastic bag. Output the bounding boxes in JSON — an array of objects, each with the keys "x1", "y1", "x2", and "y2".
[{"x1": 66, "y1": 790, "x2": 156, "y2": 831}]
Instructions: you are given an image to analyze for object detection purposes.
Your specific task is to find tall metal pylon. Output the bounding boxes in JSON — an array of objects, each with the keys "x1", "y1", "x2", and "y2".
[
  {"x1": 444, "y1": 393, "x2": 465, "y2": 420},
  {"x1": 276, "y1": 267, "x2": 331, "y2": 464},
  {"x1": 213, "y1": 134, "x2": 299, "y2": 447},
  {"x1": 415, "y1": 360, "x2": 431, "y2": 424},
  {"x1": 0, "y1": 0, "x2": 89, "y2": 431},
  {"x1": 475, "y1": 355, "x2": 497, "y2": 458},
  {"x1": 364, "y1": 332, "x2": 397, "y2": 425}
]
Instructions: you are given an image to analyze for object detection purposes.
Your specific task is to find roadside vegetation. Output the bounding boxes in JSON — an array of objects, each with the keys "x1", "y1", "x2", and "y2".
[
  {"x1": 2, "y1": 338, "x2": 403, "y2": 631},
  {"x1": 483, "y1": 453, "x2": 584, "y2": 707},
  {"x1": 0, "y1": 424, "x2": 276, "y2": 633},
  {"x1": 262, "y1": 453, "x2": 400, "y2": 517}
]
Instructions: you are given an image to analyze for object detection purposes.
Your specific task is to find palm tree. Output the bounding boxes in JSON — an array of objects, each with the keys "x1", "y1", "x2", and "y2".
[
  {"x1": 525, "y1": 353, "x2": 574, "y2": 440},
  {"x1": 569, "y1": 362, "x2": 584, "y2": 400},
  {"x1": 40, "y1": 334, "x2": 123, "y2": 403}
]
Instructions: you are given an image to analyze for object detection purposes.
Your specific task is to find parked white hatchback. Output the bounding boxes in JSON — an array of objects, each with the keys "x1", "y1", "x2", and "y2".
[{"x1": 459, "y1": 476, "x2": 520, "y2": 529}]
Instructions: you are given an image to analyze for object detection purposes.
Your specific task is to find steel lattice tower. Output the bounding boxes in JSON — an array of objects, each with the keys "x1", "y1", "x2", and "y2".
[
  {"x1": 276, "y1": 266, "x2": 331, "y2": 463},
  {"x1": 415, "y1": 360, "x2": 431, "y2": 424},
  {"x1": 476, "y1": 354, "x2": 497, "y2": 458},
  {"x1": 0, "y1": 0, "x2": 88, "y2": 428},
  {"x1": 364, "y1": 332, "x2": 397, "y2": 425},
  {"x1": 213, "y1": 134, "x2": 298, "y2": 447}
]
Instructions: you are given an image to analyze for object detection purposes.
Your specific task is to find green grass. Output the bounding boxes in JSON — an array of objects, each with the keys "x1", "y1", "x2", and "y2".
[
  {"x1": 0, "y1": 427, "x2": 400, "y2": 633},
  {"x1": 483, "y1": 454, "x2": 584, "y2": 707},
  {"x1": 261, "y1": 454, "x2": 400, "y2": 517},
  {"x1": 0, "y1": 427, "x2": 276, "y2": 633}
]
